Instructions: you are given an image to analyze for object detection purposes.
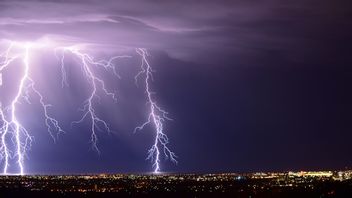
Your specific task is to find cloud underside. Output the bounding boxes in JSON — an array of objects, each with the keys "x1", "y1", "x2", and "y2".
[{"x1": 0, "y1": 0, "x2": 350, "y2": 62}]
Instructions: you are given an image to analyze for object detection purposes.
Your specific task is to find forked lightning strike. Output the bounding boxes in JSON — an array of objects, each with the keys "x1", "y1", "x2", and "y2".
[
  {"x1": 0, "y1": 42, "x2": 63, "y2": 175},
  {"x1": 59, "y1": 46, "x2": 128, "y2": 152},
  {"x1": 135, "y1": 48, "x2": 177, "y2": 173},
  {"x1": 0, "y1": 40, "x2": 176, "y2": 175}
]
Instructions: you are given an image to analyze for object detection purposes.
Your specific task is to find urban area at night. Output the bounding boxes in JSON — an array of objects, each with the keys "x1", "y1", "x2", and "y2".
[{"x1": 0, "y1": 170, "x2": 352, "y2": 197}]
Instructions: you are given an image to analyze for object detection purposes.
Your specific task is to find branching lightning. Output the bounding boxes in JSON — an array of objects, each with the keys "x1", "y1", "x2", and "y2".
[
  {"x1": 0, "y1": 42, "x2": 64, "y2": 175},
  {"x1": 134, "y1": 48, "x2": 177, "y2": 173},
  {"x1": 0, "y1": 40, "x2": 176, "y2": 175},
  {"x1": 59, "y1": 47, "x2": 128, "y2": 153}
]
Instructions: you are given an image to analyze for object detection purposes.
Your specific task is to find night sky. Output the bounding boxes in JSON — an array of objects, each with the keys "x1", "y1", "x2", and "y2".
[{"x1": 0, "y1": 0, "x2": 352, "y2": 174}]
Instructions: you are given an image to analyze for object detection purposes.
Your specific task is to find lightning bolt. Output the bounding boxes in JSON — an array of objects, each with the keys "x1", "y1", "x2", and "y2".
[
  {"x1": 134, "y1": 48, "x2": 177, "y2": 173},
  {"x1": 59, "y1": 46, "x2": 129, "y2": 153},
  {"x1": 0, "y1": 42, "x2": 65, "y2": 175},
  {"x1": 0, "y1": 42, "x2": 15, "y2": 174},
  {"x1": 0, "y1": 103, "x2": 10, "y2": 174}
]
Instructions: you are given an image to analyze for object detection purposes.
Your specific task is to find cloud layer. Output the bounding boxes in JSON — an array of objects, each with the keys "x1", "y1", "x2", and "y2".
[{"x1": 0, "y1": 0, "x2": 349, "y2": 63}]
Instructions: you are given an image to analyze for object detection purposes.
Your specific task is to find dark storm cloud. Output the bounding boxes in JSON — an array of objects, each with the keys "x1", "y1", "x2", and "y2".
[{"x1": 0, "y1": 0, "x2": 349, "y2": 63}]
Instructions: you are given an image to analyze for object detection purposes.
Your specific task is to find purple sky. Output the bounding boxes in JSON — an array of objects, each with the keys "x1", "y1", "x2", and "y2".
[{"x1": 0, "y1": 0, "x2": 352, "y2": 174}]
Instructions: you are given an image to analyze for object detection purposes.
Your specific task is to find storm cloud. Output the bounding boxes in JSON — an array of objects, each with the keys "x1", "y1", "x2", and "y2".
[{"x1": 0, "y1": 0, "x2": 349, "y2": 63}]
